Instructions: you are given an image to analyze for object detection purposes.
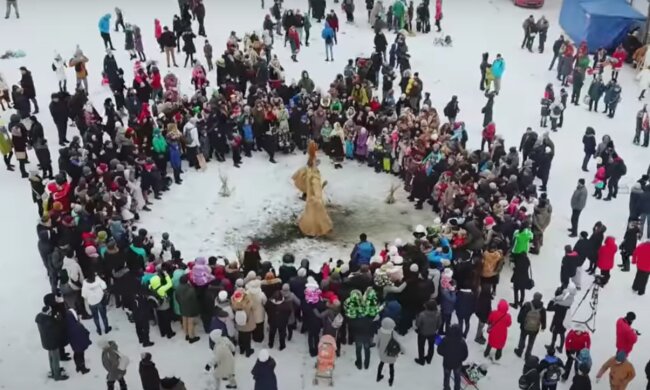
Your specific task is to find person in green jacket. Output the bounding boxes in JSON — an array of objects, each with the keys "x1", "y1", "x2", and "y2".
[
  {"x1": 149, "y1": 270, "x2": 175, "y2": 338},
  {"x1": 512, "y1": 225, "x2": 534, "y2": 255},
  {"x1": 392, "y1": 0, "x2": 406, "y2": 30},
  {"x1": 174, "y1": 274, "x2": 200, "y2": 343}
]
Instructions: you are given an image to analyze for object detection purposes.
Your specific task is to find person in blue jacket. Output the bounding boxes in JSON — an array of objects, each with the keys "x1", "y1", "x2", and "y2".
[
  {"x1": 99, "y1": 14, "x2": 115, "y2": 50},
  {"x1": 168, "y1": 137, "x2": 183, "y2": 185},
  {"x1": 322, "y1": 22, "x2": 335, "y2": 61},
  {"x1": 350, "y1": 233, "x2": 376, "y2": 268},
  {"x1": 492, "y1": 54, "x2": 505, "y2": 94},
  {"x1": 427, "y1": 237, "x2": 453, "y2": 268}
]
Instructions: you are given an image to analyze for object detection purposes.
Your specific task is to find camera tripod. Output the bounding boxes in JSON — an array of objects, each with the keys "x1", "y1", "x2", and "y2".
[{"x1": 571, "y1": 280, "x2": 601, "y2": 333}]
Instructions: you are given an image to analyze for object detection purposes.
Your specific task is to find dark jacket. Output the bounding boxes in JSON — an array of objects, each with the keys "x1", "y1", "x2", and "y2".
[
  {"x1": 20, "y1": 71, "x2": 36, "y2": 99},
  {"x1": 349, "y1": 315, "x2": 374, "y2": 343},
  {"x1": 415, "y1": 307, "x2": 441, "y2": 336},
  {"x1": 573, "y1": 237, "x2": 590, "y2": 266},
  {"x1": 174, "y1": 283, "x2": 200, "y2": 317},
  {"x1": 437, "y1": 324, "x2": 468, "y2": 369},
  {"x1": 517, "y1": 299, "x2": 546, "y2": 331},
  {"x1": 139, "y1": 358, "x2": 161, "y2": 390},
  {"x1": 252, "y1": 357, "x2": 278, "y2": 390},
  {"x1": 582, "y1": 134, "x2": 596, "y2": 155},
  {"x1": 160, "y1": 30, "x2": 176, "y2": 47},
  {"x1": 35, "y1": 310, "x2": 66, "y2": 350},
  {"x1": 266, "y1": 298, "x2": 292, "y2": 328},
  {"x1": 561, "y1": 252, "x2": 580, "y2": 280},
  {"x1": 64, "y1": 310, "x2": 91, "y2": 352}
]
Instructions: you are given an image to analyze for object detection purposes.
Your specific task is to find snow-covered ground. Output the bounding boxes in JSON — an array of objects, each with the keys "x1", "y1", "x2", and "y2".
[{"x1": 0, "y1": 0, "x2": 648, "y2": 388}]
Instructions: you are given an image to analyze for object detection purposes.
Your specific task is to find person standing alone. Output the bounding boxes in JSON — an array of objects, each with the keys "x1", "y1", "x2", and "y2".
[
  {"x1": 99, "y1": 13, "x2": 115, "y2": 50},
  {"x1": 5, "y1": 0, "x2": 18, "y2": 18},
  {"x1": 569, "y1": 179, "x2": 588, "y2": 237}
]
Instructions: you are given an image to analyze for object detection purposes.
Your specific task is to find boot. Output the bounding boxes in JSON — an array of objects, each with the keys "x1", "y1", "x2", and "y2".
[
  {"x1": 474, "y1": 336, "x2": 486, "y2": 345},
  {"x1": 414, "y1": 358, "x2": 425, "y2": 366}
]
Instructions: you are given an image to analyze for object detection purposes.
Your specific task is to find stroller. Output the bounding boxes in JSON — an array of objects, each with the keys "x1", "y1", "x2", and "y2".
[
  {"x1": 460, "y1": 363, "x2": 488, "y2": 389},
  {"x1": 433, "y1": 34, "x2": 453, "y2": 47},
  {"x1": 313, "y1": 335, "x2": 337, "y2": 386}
]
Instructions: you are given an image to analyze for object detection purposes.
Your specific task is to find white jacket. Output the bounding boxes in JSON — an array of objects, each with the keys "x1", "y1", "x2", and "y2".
[
  {"x1": 53, "y1": 57, "x2": 67, "y2": 82},
  {"x1": 0, "y1": 73, "x2": 8, "y2": 91},
  {"x1": 62, "y1": 257, "x2": 83, "y2": 291},
  {"x1": 183, "y1": 122, "x2": 200, "y2": 148},
  {"x1": 81, "y1": 277, "x2": 107, "y2": 305},
  {"x1": 637, "y1": 68, "x2": 650, "y2": 88}
]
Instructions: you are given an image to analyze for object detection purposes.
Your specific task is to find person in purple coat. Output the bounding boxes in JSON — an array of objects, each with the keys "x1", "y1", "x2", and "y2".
[
  {"x1": 65, "y1": 309, "x2": 91, "y2": 374},
  {"x1": 355, "y1": 127, "x2": 369, "y2": 161}
]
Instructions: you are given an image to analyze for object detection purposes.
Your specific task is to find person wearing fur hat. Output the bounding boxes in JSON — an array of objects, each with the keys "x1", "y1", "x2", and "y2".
[
  {"x1": 139, "y1": 352, "x2": 160, "y2": 390},
  {"x1": 100, "y1": 340, "x2": 129, "y2": 390},
  {"x1": 207, "y1": 329, "x2": 238, "y2": 389},
  {"x1": 596, "y1": 351, "x2": 636, "y2": 390},
  {"x1": 252, "y1": 349, "x2": 278, "y2": 390}
]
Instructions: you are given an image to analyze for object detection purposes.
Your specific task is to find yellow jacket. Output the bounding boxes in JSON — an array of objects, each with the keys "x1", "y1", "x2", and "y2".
[{"x1": 149, "y1": 273, "x2": 173, "y2": 297}]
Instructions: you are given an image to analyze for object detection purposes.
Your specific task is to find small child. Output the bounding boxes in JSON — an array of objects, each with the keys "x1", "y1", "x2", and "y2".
[
  {"x1": 519, "y1": 355, "x2": 540, "y2": 390},
  {"x1": 569, "y1": 363, "x2": 591, "y2": 390},
  {"x1": 160, "y1": 232, "x2": 176, "y2": 254},
  {"x1": 540, "y1": 98, "x2": 551, "y2": 128},
  {"x1": 230, "y1": 131, "x2": 243, "y2": 167}
]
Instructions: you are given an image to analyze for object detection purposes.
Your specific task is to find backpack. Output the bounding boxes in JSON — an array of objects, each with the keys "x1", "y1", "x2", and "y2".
[
  {"x1": 235, "y1": 310, "x2": 247, "y2": 326},
  {"x1": 518, "y1": 369, "x2": 536, "y2": 389},
  {"x1": 542, "y1": 363, "x2": 562, "y2": 385},
  {"x1": 331, "y1": 313, "x2": 343, "y2": 329},
  {"x1": 523, "y1": 306, "x2": 542, "y2": 332},
  {"x1": 184, "y1": 126, "x2": 194, "y2": 145},
  {"x1": 384, "y1": 334, "x2": 401, "y2": 357}
]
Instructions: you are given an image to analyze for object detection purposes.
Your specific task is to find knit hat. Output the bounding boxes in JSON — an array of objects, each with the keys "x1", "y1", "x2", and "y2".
[
  {"x1": 209, "y1": 329, "x2": 222, "y2": 342},
  {"x1": 85, "y1": 246, "x2": 98, "y2": 257},
  {"x1": 394, "y1": 238, "x2": 403, "y2": 247},
  {"x1": 625, "y1": 312, "x2": 636, "y2": 322},
  {"x1": 258, "y1": 349, "x2": 270, "y2": 362},
  {"x1": 533, "y1": 292, "x2": 543, "y2": 301},
  {"x1": 391, "y1": 255, "x2": 403, "y2": 265},
  {"x1": 282, "y1": 283, "x2": 290, "y2": 292},
  {"x1": 217, "y1": 290, "x2": 228, "y2": 303},
  {"x1": 297, "y1": 268, "x2": 307, "y2": 277},
  {"x1": 306, "y1": 276, "x2": 319, "y2": 289},
  {"x1": 97, "y1": 231, "x2": 108, "y2": 242},
  {"x1": 370, "y1": 255, "x2": 383, "y2": 264},
  {"x1": 483, "y1": 216, "x2": 495, "y2": 227},
  {"x1": 409, "y1": 263, "x2": 419, "y2": 273},
  {"x1": 414, "y1": 224, "x2": 425, "y2": 234}
]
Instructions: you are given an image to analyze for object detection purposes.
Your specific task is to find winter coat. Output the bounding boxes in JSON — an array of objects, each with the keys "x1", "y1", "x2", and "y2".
[
  {"x1": 376, "y1": 317, "x2": 402, "y2": 364},
  {"x1": 616, "y1": 318, "x2": 638, "y2": 355},
  {"x1": 209, "y1": 332, "x2": 236, "y2": 379},
  {"x1": 565, "y1": 329, "x2": 591, "y2": 352},
  {"x1": 351, "y1": 240, "x2": 376, "y2": 265},
  {"x1": 231, "y1": 290, "x2": 256, "y2": 332},
  {"x1": 517, "y1": 299, "x2": 546, "y2": 332},
  {"x1": 35, "y1": 309, "x2": 66, "y2": 350},
  {"x1": 266, "y1": 297, "x2": 292, "y2": 328},
  {"x1": 597, "y1": 237, "x2": 617, "y2": 271},
  {"x1": 139, "y1": 358, "x2": 160, "y2": 390},
  {"x1": 81, "y1": 277, "x2": 107, "y2": 306},
  {"x1": 455, "y1": 289, "x2": 475, "y2": 320},
  {"x1": 597, "y1": 357, "x2": 635, "y2": 390},
  {"x1": 101, "y1": 341, "x2": 128, "y2": 382},
  {"x1": 182, "y1": 32, "x2": 196, "y2": 54},
  {"x1": 190, "y1": 257, "x2": 215, "y2": 286},
  {"x1": 561, "y1": 252, "x2": 580, "y2": 280},
  {"x1": 247, "y1": 280, "x2": 268, "y2": 324},
  {"x1": 437, "y1": 324, "x2": 468, "y2": 369},
  {"x1": 174, "y1": 282, "x2": 200, "y2": 317},
  {"x1": 252, "y1": 357, "x2": 278, "y2": 390},
  {"x1": 571, "y1": 184, "x2": 588, "y2": 210},
  {"x1": 134, "y1": 27, "x2": 144, "y2": 52},
  {"x1": 487, "y1": 299, "x2": 512, "y2": 350},
  {"x1": 415, "y1": 307, "x2": 441, "y2": 336},
  {"x1": 20, "y1": 71, "x2": 36, "y2": 99},
  {"x1": 512, "y1": 228, "x2": 534, "y2": 254},
  {"x1": 492, "y1": 58, "x2": 505, "y2": 79},
  {"x1": 99, "y1": 14, "x2": 111, "y2": 33},
  {"x1": 633, "y1": 242, "x2": 650, "y2": 272}
]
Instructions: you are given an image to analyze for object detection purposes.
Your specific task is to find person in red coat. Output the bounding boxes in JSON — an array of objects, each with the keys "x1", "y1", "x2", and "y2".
[
  {"x1": 562, "y1": 324, "x2": 591, "y2": 380},
  {"x1": 287, "y1": 26, "x2": 300, "y2": 62},
  {"x1": 611, "y1": 44, "x2": 627, "y2": 81},
  {"x1": 483, "y1": 299, "x2": 512, "y2": 361},
  {"x1": 481, "y1": 122, "x2": 495, "y2": 152},
  {"x1": 47, "y1": 176, "x2": 72, "y2": 212},
  {"x1": 616, "y1": 313, "x2": 638, "y2": 356},
  {"x1": 597, "y1": 236, "x2": 617, "y2": 286},
  {"x1": 632, "y1": 241, "x2": 650, "y2": 295},
  {"x1": 434, "y1": 0, "x2": 442, "y2": 32}
]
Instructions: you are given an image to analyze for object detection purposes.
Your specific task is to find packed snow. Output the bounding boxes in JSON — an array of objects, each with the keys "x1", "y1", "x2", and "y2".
[{"x1": 0, "y1": 0, "x2": 648, "y2": 389}]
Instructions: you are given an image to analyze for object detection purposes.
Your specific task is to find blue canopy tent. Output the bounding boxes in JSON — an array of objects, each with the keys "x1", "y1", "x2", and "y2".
[{"x1": 559, "y1": 0, "x2": 645, "y2": 52}]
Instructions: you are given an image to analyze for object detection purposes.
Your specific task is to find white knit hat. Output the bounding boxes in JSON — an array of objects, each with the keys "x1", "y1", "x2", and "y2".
[{"x1": 258, "y1": 349, "x2": 270, "y2": 362}]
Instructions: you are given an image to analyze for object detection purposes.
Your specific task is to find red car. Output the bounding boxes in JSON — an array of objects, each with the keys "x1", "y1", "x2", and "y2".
[{"x1": 514, "y1": 0, "x2": 544, "y2": 8}]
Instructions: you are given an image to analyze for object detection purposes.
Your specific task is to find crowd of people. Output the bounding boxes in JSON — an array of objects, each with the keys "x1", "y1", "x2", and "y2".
[{"x1": 0, "y1": 0, "x2": 648, "y2": 390}]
